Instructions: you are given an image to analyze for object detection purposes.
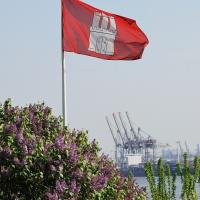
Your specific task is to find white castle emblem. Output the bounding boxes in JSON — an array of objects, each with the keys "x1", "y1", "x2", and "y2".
[{"x1": 88, "y1": 12, "x2": 117, "y2": 55}]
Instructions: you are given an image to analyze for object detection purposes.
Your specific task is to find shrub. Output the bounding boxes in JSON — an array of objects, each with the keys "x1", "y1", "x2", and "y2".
[
  {"x1": 145, "y1": 154, "x2": 200, "y2": 200},
  {"x1": 0, "y1": 99, "x2": 146, "y2": 200},
  {"x1": 177, "y1": 153, "x2": 199, "y2": 200},
  {"x1": 144, "y1": 158, "x2": 177, "y2": 200}
]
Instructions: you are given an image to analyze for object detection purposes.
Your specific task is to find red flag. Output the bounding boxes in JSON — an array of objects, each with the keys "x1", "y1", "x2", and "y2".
[{"x1": 62, "y1": 0, "x2": 149, "y2": 60}]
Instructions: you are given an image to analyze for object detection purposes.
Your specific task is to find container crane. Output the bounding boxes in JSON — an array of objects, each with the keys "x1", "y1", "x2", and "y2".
[
  {"x1": 106, "y1": 116, "x2": 120, "y2": 165},
  {"x1": 112, "y1": 113, "x2": 125, "y2": 147},
  {"x1": 118, "y1": 112, "x2": 132, "y2": 152},
  {"x1": 106, "y1": 116, "x2": 118, "y2": 147},
  {"x1": 125, "y1": 112, "x2": 140, "y2": 143}
]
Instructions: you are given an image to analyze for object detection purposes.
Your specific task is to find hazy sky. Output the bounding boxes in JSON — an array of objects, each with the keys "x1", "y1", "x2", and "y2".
[{"x1": 0, "y1": 0, "x2": 200, "y2": 155}]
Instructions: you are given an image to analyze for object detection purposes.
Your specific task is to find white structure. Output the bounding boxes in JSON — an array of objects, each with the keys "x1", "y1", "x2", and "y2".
[
  {"x1": 125, "y1": 154, "x2": 142, "y2": 166},
  {"x1": 88, "y1": 12, "x2": 117, "y2": 55}
]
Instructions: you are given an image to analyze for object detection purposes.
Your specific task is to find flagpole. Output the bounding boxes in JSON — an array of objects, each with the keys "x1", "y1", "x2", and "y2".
[{"x1": 61, "y1": 0, "x2": 68, "y2": 127}]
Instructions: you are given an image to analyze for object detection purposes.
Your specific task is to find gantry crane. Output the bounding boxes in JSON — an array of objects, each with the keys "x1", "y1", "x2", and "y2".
[
  {"x1": 106, "y1": 116, "x2": 118, "y2": 163},
  {"x1": 112, "y1": 113, "x2": 126, "y2": 148},
  {"x1": 106, "y1": 111, "x2": 158, "y2": 169},
  {"x1": 118, "y1": 112, "x2": 132, "y2": 153},
  {"x1": 125, "y1": 112, "x2": 143, "y2": 153}
]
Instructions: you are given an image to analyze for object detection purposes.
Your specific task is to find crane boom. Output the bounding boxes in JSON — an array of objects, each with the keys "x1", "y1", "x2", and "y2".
[
  {"x1": 105, "y1": 116, "x2": 118, "y2": 146},
  {"x1": 112, "y1": 113, "x2": 125, "y2": 145},
  {"x1": 125, "y1": 111, "x2": 138, "y2": 141},
  {"x1": 118, "y1": 112, "x2": 130, "y2": 142}
]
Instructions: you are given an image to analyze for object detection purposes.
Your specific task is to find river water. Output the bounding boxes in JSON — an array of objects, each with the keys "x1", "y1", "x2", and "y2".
[{"x1": 135, "y1": 177, "x2": 200, "y2": 199}]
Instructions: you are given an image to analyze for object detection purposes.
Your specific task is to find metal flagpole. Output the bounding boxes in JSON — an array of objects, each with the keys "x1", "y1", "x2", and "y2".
[
  {"x1": 62, "y1": 52, "x2": 68, "y2": 127},
  {"x1": 61, "y1": 0, "x2": 68, "y2": 127}
]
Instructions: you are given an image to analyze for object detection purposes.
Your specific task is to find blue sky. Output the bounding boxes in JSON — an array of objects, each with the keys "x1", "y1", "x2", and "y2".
[{"x1": 0, "y1": 0, "x2": 200, "y2": 155}]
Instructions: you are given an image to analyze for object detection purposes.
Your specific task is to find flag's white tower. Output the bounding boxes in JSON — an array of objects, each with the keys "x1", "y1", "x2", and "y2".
[{"x1": 88, "y1": 12, "x2": 117, "y2": 55}]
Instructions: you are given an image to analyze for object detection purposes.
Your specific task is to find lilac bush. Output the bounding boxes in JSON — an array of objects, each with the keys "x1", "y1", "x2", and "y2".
[{"x1": 0, "y1": 99, "x2": 146, "y2": 200}]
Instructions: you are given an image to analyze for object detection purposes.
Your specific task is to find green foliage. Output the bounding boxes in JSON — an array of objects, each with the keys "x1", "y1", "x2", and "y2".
[
  {"x1": 0, "y1": 99, "x2": 146, "y2": 200},
  {"x1": 144, "y1": 162, "x2": 157, "y2": 199},
  {"x1": 145, "y1": 153, "x2": 200, "y2": 200},
  {"x1": 145, "y1": 158, "x2": 176, "y2": 200},
  {"x1": 171, "y1": 171, "x2": 177, "y2": 199},
  {"x1": 176, "y1": 153, "x2": 199, "y2": 200}
]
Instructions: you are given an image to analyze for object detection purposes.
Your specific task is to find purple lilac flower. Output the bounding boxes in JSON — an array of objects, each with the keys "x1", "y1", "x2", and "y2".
[
  {"x1": 28, "y1": 110, "x2": 34, "y2": 121},
  {"x1": 70, "y1": 143, "x2": 76, "y2": 151},
  {"x1": 101, "y1": 165, "x2": 114, "y2": 176},
  {"x1": 4, "y1": 123, "x2": 17, "y2": 134},
  {"x1": 3, "y1": 124, "x2": 10, "y2": 133},
  {"x1": 22, "y1": 145, "x2": 28, "y2": 155},
  {"x1": 69, "y1": 151, "x2": 78, "y2": 163},
  {"x1": 91, "y1": 175, "x2": 108, "y2": 191},
  {"x1": 100, "y1": 154, "x2": 109, "y2": 161},
  {"x1": 2, "y1": 147, "x2": 12, "y2": 157},
  {"x1": 116, "y1": 175, "x2": 125, "y2": 189},
  {"x1": 16, "y1": 130, "x2": 24, "y2": 145},
  {"x1": 32, "y1": 123, "x2": 38, "y2": 134},
  {"x1": 50, "y1": 165, "x2": 57, "y2": 172},
  {"x1": 13, "y1": 157, "x2": 21, "y2": 166},
  {"x1": 72, "y1": 169, "x2": 83, "y2": 179},
  {"x1": 84, "y1": 151, "x2": 92, "y2": 161},
  {"x1": 70, "y1": 179, "x2": 80, "y2": 193},
  {"x1": 15, "y1": 115, "x2": 21, "y2": 125},
  {"x1": 13, "y1": 157, "x2": 26, "y2": 167},
  {"x1": 69, "y1": 143, "x2": 78, "y2": 163},
  {"x1": 55, "y1": 136, "x2": 66, "y2": 151},
  {"x1": 56, "y1": 180, "x2": 66, "y2": 193},
  {"x1": 37, "y1": 122, "x2": 43, "y2": 133},
  {"x1": 4, "y1": 107, "x2": 13, "y2": 116},
  {"x1": 30, "y1": 113, "x2": 38, "y2": 133},
  {"x1": 10, "y1": 123, "x2": 17, "y2": 132},
  {"x1": 44, "y1": 143, "x2": 51, "y2": 154},
  {"x1": 26, "y1": 140, "x2": 36, "y2": 155},
  {"x1": 44, "y1": 107, "x2": 51, "y2": 120},
  {"x1": 46, "y1": 191, "x2": 59, "y2": 200}
]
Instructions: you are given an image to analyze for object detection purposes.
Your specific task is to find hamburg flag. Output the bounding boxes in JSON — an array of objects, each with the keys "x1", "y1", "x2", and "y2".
[{"x1": 62, "y1": 0, "x2": 149, "y2": 60}]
